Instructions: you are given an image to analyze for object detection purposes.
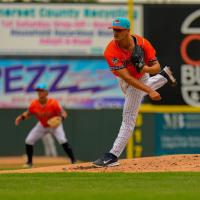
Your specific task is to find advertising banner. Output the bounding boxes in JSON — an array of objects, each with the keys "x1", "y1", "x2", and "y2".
[
  {"x1": 0, "y1": 3, "x2": 143, "y2": 56},
  {"x1": 144, "y1": 5, "x2": 200, "y2": 106},
  {"x1": 0, "y1": 59, "x2": 124, "y2": 108},
  {"x1": 155, "y1": 113, "x2": 200, "y2": 155}
]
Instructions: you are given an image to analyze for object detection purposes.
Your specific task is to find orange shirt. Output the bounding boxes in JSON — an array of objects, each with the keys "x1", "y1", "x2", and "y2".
[
  {"x1": 104, "y1": 34, "x2": 157, "y2": 79},
  {"x1": 28, "y1": 98, "x2": 62, "y2": 127}
]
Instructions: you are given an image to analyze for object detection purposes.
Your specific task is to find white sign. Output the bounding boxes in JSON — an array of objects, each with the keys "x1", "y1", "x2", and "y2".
[{"x1": 0, "y1": 3, "x2": 143, "y2": 56}]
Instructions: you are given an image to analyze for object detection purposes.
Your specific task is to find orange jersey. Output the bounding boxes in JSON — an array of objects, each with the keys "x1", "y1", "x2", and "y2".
[
  {"x1": 104, "y1": 34, "x2": 157, "y2": 79},
  {"x1": 28, "y1": 98, "x2": 62, "y2": 127}
]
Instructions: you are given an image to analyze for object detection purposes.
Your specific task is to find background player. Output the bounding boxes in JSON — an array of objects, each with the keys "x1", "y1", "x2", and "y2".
[
  {"x1": 15, "y1": 83, "x2": 76, "y2": 167},
  {"x1": 93, "y1": 17, "x2": 177, "y2": 167},
  {"x1": 42, "y1": 133, "x2": 58, "y2": 157}
]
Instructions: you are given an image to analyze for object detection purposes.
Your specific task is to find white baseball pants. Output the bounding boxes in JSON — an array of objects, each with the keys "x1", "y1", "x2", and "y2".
[
  {"x1": 110, "y1": 73, "x2": 167, "y2": 157},
  {"x1": 25, "y1": 122, "x2": 68, "y2": 145}
]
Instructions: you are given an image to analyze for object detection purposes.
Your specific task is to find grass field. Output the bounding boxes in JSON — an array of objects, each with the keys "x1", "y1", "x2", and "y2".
[{"x1": 0, "y1": 172, "x2": 200, "y2": 200}]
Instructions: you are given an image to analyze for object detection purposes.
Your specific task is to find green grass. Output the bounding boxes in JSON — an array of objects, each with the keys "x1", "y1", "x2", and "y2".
[{"x1": 0, "y1": 172, "x2": 199, "y2": 200}]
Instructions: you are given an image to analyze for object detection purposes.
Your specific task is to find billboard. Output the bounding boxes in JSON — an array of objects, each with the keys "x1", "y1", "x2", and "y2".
[
  {"x1": 144, "y1": 5, "x2": 200, "y2": 106},
  {"x1": 0, "y1": 3, "x2": 143, "y2": 56},
  {"x1": 0, "y1": 59, "x2": 124, "y2": 108},
  {"x1": 155, "y1": 113, "x2": 200, "y2": 155}
]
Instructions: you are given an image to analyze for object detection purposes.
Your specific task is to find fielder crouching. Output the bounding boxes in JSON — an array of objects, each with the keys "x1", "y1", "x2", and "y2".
[{"x1": 15, "y1": 83, "x2": 76, "y2": 168}]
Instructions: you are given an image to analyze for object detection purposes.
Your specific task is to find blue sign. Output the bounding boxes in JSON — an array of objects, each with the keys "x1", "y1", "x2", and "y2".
[
  {"x1": 0, "y1": 59, "x2": 124, "y2": 108},
  {"x1": 155, "y1": 113, "x2": 200, "y2": 155}
]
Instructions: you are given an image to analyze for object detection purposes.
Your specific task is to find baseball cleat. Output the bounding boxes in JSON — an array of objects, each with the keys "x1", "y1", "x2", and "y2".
[
  {"x1": 93, "y1": 152, "x2": 119, "y2": 167},
  {"x1": 160, "y1": 66, "x2": 177, "y2": 87}
]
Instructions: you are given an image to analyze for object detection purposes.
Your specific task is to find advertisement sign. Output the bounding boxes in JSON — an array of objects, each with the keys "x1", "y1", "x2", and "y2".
[
  {"x1": 155, "y1": 113, "x2": 200, "y2": 155},
  {"x1": 0, "y1": 4, "x2": 143, "y2": 56},
  {"x1": 144, "y1": 5, "x2": 200, "y2": 106},
  {"x1": 180, "y1": 9, "x2": 200, "y2": 106},
  {"x1": 0, "y1": 59, "x2": 124, "y2": 108}
]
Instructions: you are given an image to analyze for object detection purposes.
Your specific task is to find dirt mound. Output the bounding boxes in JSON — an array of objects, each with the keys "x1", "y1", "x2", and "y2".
[
  {"x1": 1, "y1": 154, "x2": 200, "y2": 174},
  {"x1": 0, "y1": 156, "x2": 70, "y2": 165}
]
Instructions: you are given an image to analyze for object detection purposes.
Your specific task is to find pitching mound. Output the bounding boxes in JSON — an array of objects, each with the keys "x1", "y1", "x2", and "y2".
[{"x1": 1, "y1": 154, "x2": 200, "y2": 174}]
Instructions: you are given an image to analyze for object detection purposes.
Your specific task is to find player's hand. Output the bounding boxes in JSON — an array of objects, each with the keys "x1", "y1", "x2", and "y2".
[
  {"x1": 148, "y1": 91, "x2": 161, "y2": 101},
  {"x1": 140, "y1": 65, "x2": 151, "y2": 73},
  {"x1": 15, "y1": 116, "x2": 22, "y2": 126},
  {"x1": 140, "y1": 64, "x2": 161, "y2": 75}
]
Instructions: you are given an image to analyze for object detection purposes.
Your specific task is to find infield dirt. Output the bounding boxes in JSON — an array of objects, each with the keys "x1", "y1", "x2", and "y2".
[{"x1": 0, "y1": 154, "x2": 200, "y2": 174}]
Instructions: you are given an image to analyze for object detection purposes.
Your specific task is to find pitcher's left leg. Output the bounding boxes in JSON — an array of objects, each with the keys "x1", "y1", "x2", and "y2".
[
  {"x1": 110, "y1": 86, "x2": 144, "y2": 157},
  {"x1": 93, "y1": 86, "x2": 144, "y2": 167}
]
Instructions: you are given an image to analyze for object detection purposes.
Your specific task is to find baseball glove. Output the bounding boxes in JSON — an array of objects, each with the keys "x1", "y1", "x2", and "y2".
[
  {"x1": 130, "y1": 45, "x2": 145, "y2": 73},
  {"x1": 47, "y1": 116, "x2": 62, "y2": 128}
]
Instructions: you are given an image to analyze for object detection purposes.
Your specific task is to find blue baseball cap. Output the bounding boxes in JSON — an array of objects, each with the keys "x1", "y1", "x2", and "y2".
[
  {"x1": 109, "y1": 17, "x2": 130, "y2": 30},
  {"x1": 35, "y1": 83, "x2": 48, "y2": 91}
]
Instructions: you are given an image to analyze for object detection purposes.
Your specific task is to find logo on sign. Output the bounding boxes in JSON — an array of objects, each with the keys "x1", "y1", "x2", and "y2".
[{"x1": 180, "y1": 9, "x2": 200, "y2": 106}]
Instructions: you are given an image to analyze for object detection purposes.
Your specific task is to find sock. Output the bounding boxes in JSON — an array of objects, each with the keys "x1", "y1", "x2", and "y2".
[
  {"x1": 25, "y1": 144, "x2": 33, "y2": 164},
  {"x1": 105, "y1": 152, "x2": 118, "y2": 160},
  {"x1": 159, "y1": 68, "x2": 169, "y2": 81},
  {"x1": 62, "y1": 142, "x2": 76, "y2": 163}
]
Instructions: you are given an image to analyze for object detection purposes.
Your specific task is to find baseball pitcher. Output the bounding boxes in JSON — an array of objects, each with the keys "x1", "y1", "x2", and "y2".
[{"x1": 93, "y1": 17, "x2": 177, "y2": 167}]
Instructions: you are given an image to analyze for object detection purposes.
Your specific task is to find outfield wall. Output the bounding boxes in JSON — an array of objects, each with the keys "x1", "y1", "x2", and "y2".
[
  {"x1": 127, "y1": 105, "x2": 200, "y2": 159},
  {"x1": 1, "y1": 108, "x2": 123, "y2": 161},
  {"x1": 1, "y1": 105, "x2": 200, "y2": 161}
]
